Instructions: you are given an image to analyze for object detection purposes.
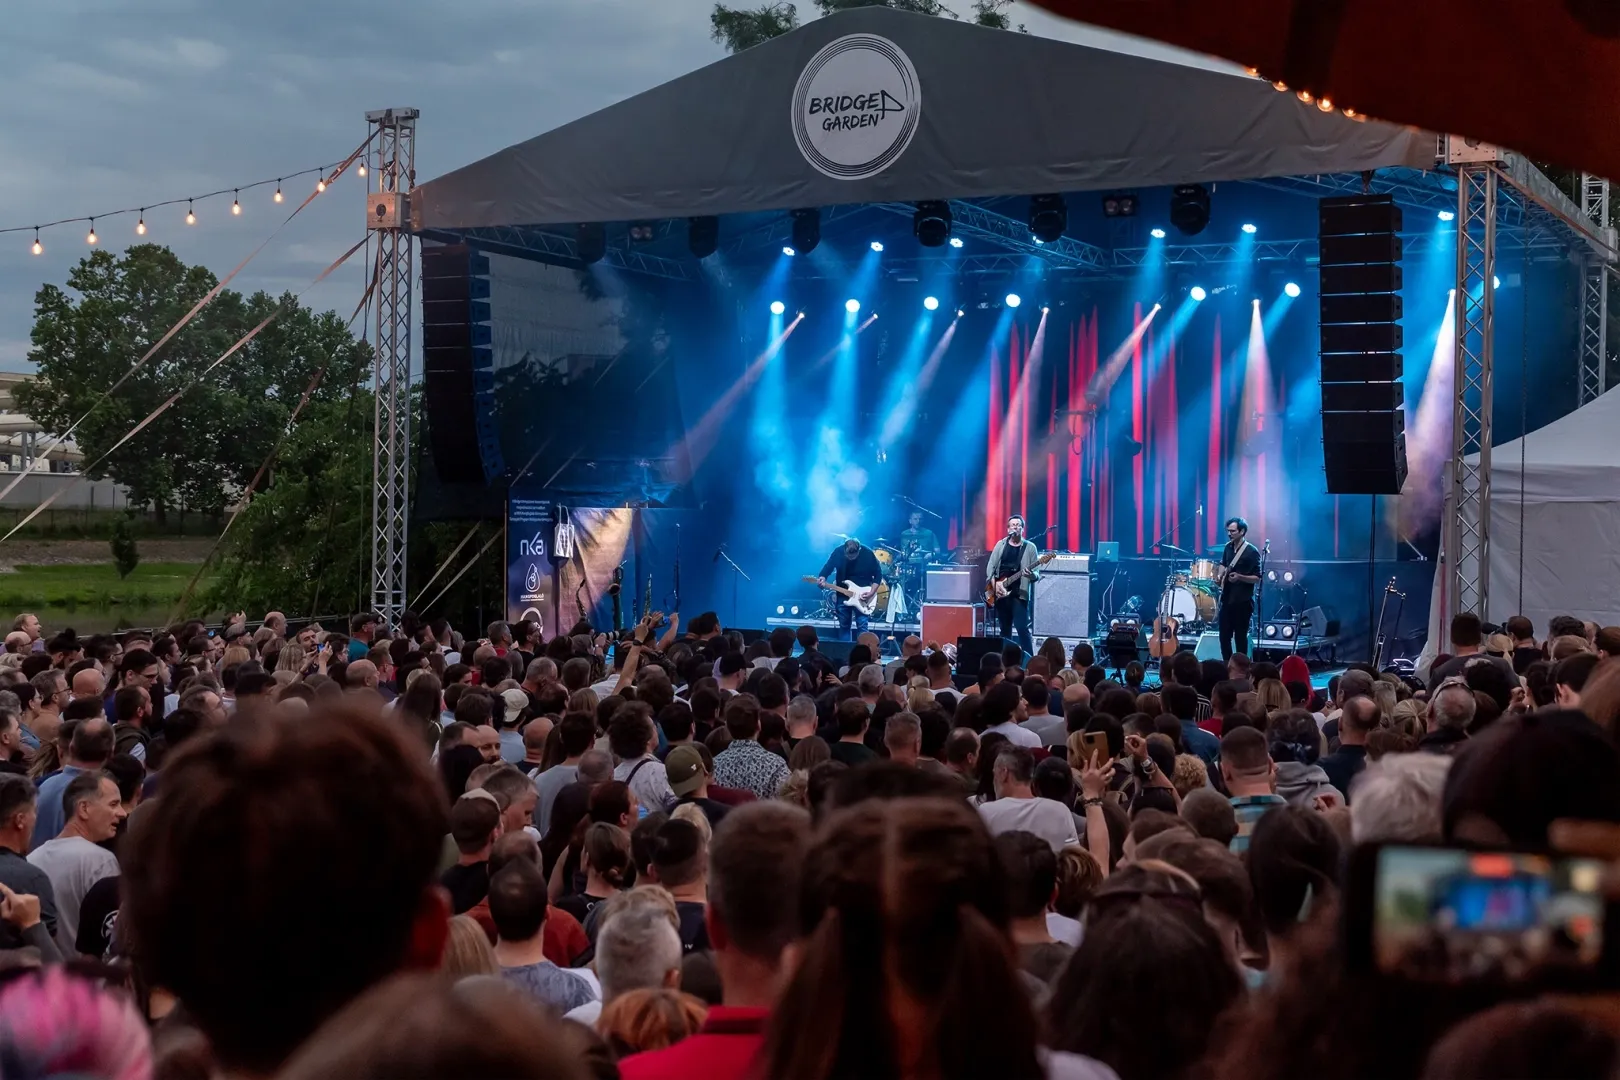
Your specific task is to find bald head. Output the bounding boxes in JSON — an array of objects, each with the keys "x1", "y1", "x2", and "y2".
[
  {"x1": 578, "y1": 748, "x2": 613, "y2": 783},
  {"x1": 4, "y1": 631, "x2": 30, "y2": 654},
  {"x1": 346, "y1": 660, "x2": 379, "y2": 689},
  {"x1": 1062, "y1": 682, "x2": 1091, "y2": 709},
  {"x1": 901, "y1": 635, "x2": 922, "y2": 657},
  {"x1": 70, "y1": 716, "x2": 114, "y2": 766},
  {"x1": 70, "y1": 667, "x2": 105, "y2": 701}
]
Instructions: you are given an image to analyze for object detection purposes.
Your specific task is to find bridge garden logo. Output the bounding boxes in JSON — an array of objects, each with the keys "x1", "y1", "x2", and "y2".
[{"x1": 792, "y1": 34, "x2": 922, "y2": 180}]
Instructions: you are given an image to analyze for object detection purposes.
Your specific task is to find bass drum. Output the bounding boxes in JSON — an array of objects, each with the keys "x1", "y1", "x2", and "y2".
[
  {"x1": 1190, "y1": 586, "x2": 1218, "y2": 624},
  {"x1": 1160, "y1": 585, "x2": 1201, "y2": 625},
  {"x1": 1189, "y1": 558, "x2": 1220, "y2": 585}
]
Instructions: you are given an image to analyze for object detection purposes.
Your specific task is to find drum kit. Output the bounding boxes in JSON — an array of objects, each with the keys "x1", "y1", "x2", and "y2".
[
  {"x1": 870, "y1": 537, "x2": 932, "y2": 624},
  {"x1": 1153, "y1": 547, "x2": 1222, "y2": 636}
]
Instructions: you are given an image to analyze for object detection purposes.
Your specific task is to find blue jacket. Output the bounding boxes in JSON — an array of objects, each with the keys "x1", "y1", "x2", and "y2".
[{"x1": 1181, "y1": 719, "x2": 1221, "y2": 768}]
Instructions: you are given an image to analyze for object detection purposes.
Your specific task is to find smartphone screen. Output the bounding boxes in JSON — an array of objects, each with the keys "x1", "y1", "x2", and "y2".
[{"x1": 1369, "y1": 845, "x2": 1607, "y2": 985}]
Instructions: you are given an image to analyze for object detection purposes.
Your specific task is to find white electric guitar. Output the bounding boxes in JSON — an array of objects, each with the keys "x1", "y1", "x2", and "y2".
[{"x1": 804, "y1": 575, "x2": 880, "y2": 616}]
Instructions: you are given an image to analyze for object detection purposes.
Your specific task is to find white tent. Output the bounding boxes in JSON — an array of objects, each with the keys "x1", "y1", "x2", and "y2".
[{"x1": 1424, "y1": 387, "x2": 1620, "y2": 654}]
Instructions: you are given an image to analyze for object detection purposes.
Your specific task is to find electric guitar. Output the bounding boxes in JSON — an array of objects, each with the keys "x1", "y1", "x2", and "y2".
[
  {"x1": 983, "y1": 552, "x2": 1057, "y2": 605},
  {"x1": 804, "y1": 576, "x2": 881, "y2": 616}
]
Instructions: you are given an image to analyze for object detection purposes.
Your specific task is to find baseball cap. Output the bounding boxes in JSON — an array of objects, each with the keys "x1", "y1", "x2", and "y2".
[
  {"x1": 665, "y1": 744, "x2": 707, "y2": 797},
  {"x1": 499, "y1": 688, "x2": 530, "y2": 726}
]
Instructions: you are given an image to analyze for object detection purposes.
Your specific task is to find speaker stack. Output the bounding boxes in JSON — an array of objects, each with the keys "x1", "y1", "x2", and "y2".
[
  {"x1": 1318, "y1": 195, "x2": 1407, "y2": 495},
  {"x1": 422, "y1": 243, "x2": 505, "y2": 484}
]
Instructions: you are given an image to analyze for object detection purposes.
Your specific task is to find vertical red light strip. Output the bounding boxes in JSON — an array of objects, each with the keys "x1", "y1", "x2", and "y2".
[
  {"x1": 1208, "y1": 315, "x2": 1222, "y2": 552},
  {"x1": 1067, "y1": 317, "x2": 1082, "y2": 551},
  {"x1": 1046, "y1": 357, "x2": 1058, "y2": 536},
  {"x1": 1167, "y1": 338, "x2": 1181, "y2": 552},
  {"x1": 1094, "y1": 312, "x2": 1109, "y2": 543},
  {"x1": 1132, "y1": 303, "x2": 1145, "y2": 554},
  {"x1": 986, "y1": 344, "x2": 1001, "y2": 547},
  {"x1": 1019, "y1": 327, "x2": 1031, "y2": 521}
]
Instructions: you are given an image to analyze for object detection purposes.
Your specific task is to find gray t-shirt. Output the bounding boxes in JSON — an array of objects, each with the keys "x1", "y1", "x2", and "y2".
[
  {"x1": 977, "y1": 796, "x2": 1080, "y2": 853},
  {"x1": 27, "y1": 836, "x2": 118, "y2": 950},
  {"x1": 501, "y1": 959, "x2": 597, "y2": 1014},
  {"x1": 533, "y1": 764, "x2": 579, "y2": 838}
]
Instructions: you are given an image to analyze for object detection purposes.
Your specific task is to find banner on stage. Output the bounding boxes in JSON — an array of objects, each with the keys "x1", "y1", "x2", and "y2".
[{"x1": 506, "y1": 496, "x2": 555, "y2": 632}]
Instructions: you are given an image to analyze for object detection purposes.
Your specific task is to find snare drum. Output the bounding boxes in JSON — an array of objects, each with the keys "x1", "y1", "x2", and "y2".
[{"x1": 1189, "y1": 558, "x2": 1220, "y2": 584}]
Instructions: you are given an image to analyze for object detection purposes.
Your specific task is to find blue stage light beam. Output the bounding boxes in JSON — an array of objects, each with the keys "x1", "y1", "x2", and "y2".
[
  {"x1": 750, "y1": 304, "x2": 796, "y2": 506},
  {"x1": 919, "y1": 306, "x2": 1013, "y2": 522},
  {"x1": 1081, "y1": 303, "x2": 1163, "y2": 411},
  {"x1": 879, "y1": 315, "x2": 959, "y2": 450},
  {"x1": 671, "y1": 313, "x2": 803, "y2": 481}
]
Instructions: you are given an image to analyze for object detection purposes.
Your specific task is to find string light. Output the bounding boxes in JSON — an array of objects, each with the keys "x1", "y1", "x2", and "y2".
[
  {"x1": 274, "y1": 181, "x2": 284, "y2": 204},
  {"x1": 136, "y1": 211, "x2": 146, "y2": 236},
  {"x1": 1317, "y1": 97, "x2": 1334, "y2": 112},
  {"x1": 31, "y1": 229, "x2": 41, "y2": 256},
  {"x1": 86, "y1": 219, "x2": 97, "y2": 245},
  {"x1": 1296, "y1": 89, "x2": 1313, "y2": 103},
  {"x1": 185, "y1": 200, "x2": 196, "y2": 225},
  {"x1": 1272, "y1": 80, "x2": 1288, "y2": 92},
  {"x1": 316, "y1": 177, "x2": 327, "y2": 193},
  {"x1": 357, "y1": 162, "x2": 367, "y2": 177},
  {"x1": 232, "y1": 191, "x2": 241, "y2": 215}
]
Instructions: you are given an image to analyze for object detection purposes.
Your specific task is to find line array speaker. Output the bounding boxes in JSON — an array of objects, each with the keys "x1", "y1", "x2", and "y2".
[
  {"x1": 1318, "y1": 195, "x2": 1407, "y2": 495},
  {"x1": 422, "y1": 243, "x2": 505, "y2": 484}
]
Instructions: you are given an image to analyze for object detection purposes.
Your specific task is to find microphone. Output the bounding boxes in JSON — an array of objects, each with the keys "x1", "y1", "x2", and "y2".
[{"x1": 712, "y1": 546, "x2": 724, "y2": 563}]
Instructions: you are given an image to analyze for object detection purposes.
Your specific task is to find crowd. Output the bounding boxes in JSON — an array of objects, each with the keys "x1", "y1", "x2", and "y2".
[{"x1": 1, "y1": 604, "x2": 1620, "y2": 1079}]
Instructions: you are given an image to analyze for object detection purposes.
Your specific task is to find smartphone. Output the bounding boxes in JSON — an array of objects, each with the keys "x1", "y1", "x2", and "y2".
[
  {"x1": 1345, "y1": 842, "x2": 1618, "y2": 991},
  {"x1": 1079, "y1": 730, "x2": 1110, "y2": 765}
]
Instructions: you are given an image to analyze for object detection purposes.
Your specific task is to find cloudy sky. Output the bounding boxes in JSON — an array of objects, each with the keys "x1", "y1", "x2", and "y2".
[{"x1": 0, "y1": 0, "x2": 1230, "y2": 371}]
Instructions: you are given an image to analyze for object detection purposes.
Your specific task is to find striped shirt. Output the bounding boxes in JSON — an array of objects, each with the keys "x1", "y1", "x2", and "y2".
[{"x1": 1228, "y1": 794, "x2": 1287, "y2": 853}]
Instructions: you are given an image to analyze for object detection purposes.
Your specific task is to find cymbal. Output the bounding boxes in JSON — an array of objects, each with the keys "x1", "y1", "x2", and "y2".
[{"x1": 873, "y1": 536, "x2": 891, "y2": 542}]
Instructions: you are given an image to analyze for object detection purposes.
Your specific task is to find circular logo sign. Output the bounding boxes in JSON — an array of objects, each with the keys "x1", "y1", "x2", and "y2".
[{"x1": 792, "y1": 34, "x2": 922, "y2": 181}]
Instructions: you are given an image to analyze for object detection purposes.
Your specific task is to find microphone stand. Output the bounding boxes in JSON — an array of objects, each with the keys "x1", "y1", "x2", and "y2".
[
  {"x1": 1147, "y1": 509, "x2": 1201, "y2": 559},
  {"x1": 716, "y1": 548, "x2": 750, "y2": 629},
  {"x1": 672, "y1": 524, "x2": 682, "y2": 614},
  {"x1": 1372, "y1": 578, "x2": 1406, "y2": 671},
  {"x1": 895, "y1": 494, "x2": 943, "y2": 520},
  {"x1": 1254, "y1": 539, "x2": 1271, "y2": 647}
]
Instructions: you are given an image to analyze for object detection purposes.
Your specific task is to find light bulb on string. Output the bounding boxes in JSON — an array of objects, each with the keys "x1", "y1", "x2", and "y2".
[
  {"x1": 30, "y1": 229, "x2": 42, "y2": 256},
  {"x1": 86, "y1": 219, "x2": 97, "y2": 245},
  {"x1": 357, "y1": 161, "x2": 367, "y2": 177},
  {"x1": 274, "y1": 181, "x2": 284, "y2": 204},
  {"x1": 316, "y1": 176, "x2": 327, "y2": 193},
  {"x1": 136, "y1": 211, "x2": 146, "y2": 236},
  {"x1": 232, "y1": 190, "x2": 241, "y2": 215},
  {"x1": 186, "y1": 200, "x2": 196, "y2": 225}
]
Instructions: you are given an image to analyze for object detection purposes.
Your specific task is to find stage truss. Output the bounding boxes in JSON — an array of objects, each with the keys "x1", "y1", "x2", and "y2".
[{"x1": 369, "y1": 107, "x2": 418, "y2": 628}]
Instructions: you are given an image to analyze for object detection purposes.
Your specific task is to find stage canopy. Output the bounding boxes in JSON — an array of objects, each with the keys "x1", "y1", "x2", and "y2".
[
  {"x1": 1425, "y1": 387, "x2": 1620, "y2": 652},
  {"x1": 410, "y1": 4, "x2": 1436, "y2": 231}
]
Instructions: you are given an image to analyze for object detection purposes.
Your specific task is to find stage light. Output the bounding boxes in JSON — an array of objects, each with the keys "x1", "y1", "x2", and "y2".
[
  {"x1": 1492, "y1": 275, "x2": 1502, "y2": 289},
  {"x1": 1282, "y1": 570, "x2": 1295, "y2": 584},
  {"x1": 1150, "y1": 227, "x2": 1166, "y2": 239},
  {"x1": 790, "y1": 207, "x2": 821, "y2": 255},
  {"x1": 1102, "y1": 193, "x2": 1137, "y2": 217},
  {"x1": 688, "y1": 215, "x2": 719, "y2": 259},
  {"x1": 1189, "y1": 286, "x2": 1207, "y2": 302},
  {"x1": 923, "y1": 296, "x2": 940, "y2": 311},
  {"x1": 1264, "y1": 624, "x2": 1279, "y2": 639},
  {"x1": 1041, "y1": 305, "x2": 1050, "y2": 314},
  {"x1": 776, "y1": 604, "x2": 785, "y2": 615},
  {"x1": 912, "y1": 200, "x2": 953, "y2": 247},
  {"x1": 956, "y1": 308, "x2": 965, "y2": 317},
  {"x1": 1266, "y1": 569, "x2": 1279, "y2": 583},
  {"x1": 1005, "y1": 293, "x2": 1022, "y2": 309},
  {"x1": 1283, "y1": 281, "x2": 1301, "y2": 298},
  {"x1": 1028, "y1": 193, "x2": 1067, "y2": 243},
  {"x1": 1241, "y1": 222, "x2": 1257, "y2": 234},
  {"x1": 1437, "y1": 209, "x2": 1456, "y2": 222},
  {"x1": 1282, "y1": 624, "x2": 1297, "y2": 638},
  {"x1": 948, "y1": 236, "x2": 964, "y2": 249},
  {"x1": 782, "y1": 246, "x2": 796, "y2": 256},
  {"x1": 1170, "y1": 184, "x2": 1210, "y2": 236},
  {"x1": 770, "y1": 300, "x2": 786, "y2": 315},
  {"x1": 790, "y1": 605, "x2": 800, "y2": 616},
  {"x1": 577, "y1": 223, "x2": 607, "y2": 265},
  {"x1": 870, "y1": 241, "x2": 884, "y2": 252},
  {"x1": 628, "y1": 221, "x2": 656, "y2": 243},
  {"x1": 845, "y1": 298, "x2": 860, "y2": 314}
]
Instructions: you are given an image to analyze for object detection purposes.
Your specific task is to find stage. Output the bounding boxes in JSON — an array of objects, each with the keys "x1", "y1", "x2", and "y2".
[{"x1": 399, "y1": 6, "x2": 1603, "y2": 662}]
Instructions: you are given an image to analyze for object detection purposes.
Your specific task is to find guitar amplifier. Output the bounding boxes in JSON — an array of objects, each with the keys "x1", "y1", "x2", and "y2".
[
  {"x1": 926, "y1": 565, "x2": 984, "y2": 604},
  {"x1": 922, "y1": 603, "x2": 980, "y2": 646},
  {"x1": 1033, "y1": 573, "x2": 1090, "y2": 639},
  {"x1": 1042, "y1": 552, "x2": 1091, "y2": 575}
]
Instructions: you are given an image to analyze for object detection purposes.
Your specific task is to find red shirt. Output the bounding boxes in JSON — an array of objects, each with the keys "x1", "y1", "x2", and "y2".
[
  {"x1": 1198, "y1": 715, "x2": 1223, "y2": 737},
  {"x1": 616, "y1": 1006, "x2": 769, "y2": 1080},
  {"x1": 464, "y1": 898, "x2": 591, "y2": 967}
]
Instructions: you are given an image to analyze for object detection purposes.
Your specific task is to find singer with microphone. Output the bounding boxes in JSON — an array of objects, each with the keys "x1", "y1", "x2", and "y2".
[{"x1": 1215, "y1": 516, "x2": 1262, "y2": 660}]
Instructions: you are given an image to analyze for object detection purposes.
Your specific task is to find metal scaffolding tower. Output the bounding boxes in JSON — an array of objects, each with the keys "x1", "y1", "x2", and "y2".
[
  {"x1": 1580, "y1": 173, "x2": 1611, "y2": 406},
  {"x1": 1447, "y1": 161, "x2": 1497, "y2": 621},
  {"x1": 368, "y1": 107, "x2": 419, "y2": 627}
]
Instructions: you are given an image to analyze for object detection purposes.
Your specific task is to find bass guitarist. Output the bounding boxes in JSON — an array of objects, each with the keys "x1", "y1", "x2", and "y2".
[
  {"x1": 985, "y1": 515, "x2": 1041, "y2": 657},
  {"x1": 1215, "y1": 516, "x2": 1262, "y2": 660},
  {"x1": 816, "y1": 536, "x2": 884, "y2": 640}
]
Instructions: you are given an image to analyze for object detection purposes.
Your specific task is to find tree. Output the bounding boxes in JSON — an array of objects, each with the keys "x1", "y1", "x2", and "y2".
[
  {"x1": 710, "y1": 2, "x2": 799, "y2": 51},
  {"x1": 110, "y1": 513, "x2": 140, "y2": 579},
  {"x1": 710, "y1": 0, "x2": 1015, "y2": 52},
  {"x1": 16, "y1": 245, "x2": 370, "y2": 522}
]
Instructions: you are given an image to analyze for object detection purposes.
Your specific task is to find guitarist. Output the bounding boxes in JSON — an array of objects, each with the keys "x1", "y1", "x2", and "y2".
[
  {"x1": 985, "y1": 515, "x2": 1041, "y2": 657},
  {"x1": 816, "y1": 536, "x2": 884, "y2": 640},
  {"x1": 1216, "y1": 516, "x2": 1263, "y2": 661}
]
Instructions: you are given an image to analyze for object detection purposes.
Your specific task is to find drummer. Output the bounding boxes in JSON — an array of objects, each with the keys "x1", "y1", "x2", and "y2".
[{"x1": 899, "y1": 511, "x2": 940, "y2": 562}]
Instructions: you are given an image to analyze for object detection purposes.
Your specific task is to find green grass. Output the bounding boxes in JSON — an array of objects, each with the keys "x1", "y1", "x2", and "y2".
[{"x1": 0, "y1": 561, "x2": 214, "y2": 611}]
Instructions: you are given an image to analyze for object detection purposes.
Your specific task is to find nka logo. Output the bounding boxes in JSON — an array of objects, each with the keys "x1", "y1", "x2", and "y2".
[
  {"x1": 792, "y1": 34, "x2": 921, "y2": 181},
  {"x1": 518, "y1": 531, "x2": 546, "y2": 558}
]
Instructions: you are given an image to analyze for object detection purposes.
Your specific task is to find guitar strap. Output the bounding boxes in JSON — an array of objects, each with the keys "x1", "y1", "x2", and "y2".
[{"x1": 1227, "y1": 540, "x2": 1251, "y2": 568}]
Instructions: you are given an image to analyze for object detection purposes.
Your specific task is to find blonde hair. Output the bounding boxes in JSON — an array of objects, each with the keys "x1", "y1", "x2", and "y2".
[
  {"x1": 1055, "y1": 668, "x2": 1081, "y2": 689},
  {"x1": 596, "y1": 989, "x2": 707, "y2": 1056},
  {"x1": 906, "y1": 687, "x2": 934, "y2": 712},
  {"x1": 669, "y1": 803, "x2": 713, "y2": 846},
  {"x1": 1171, "y1": 754, "x2": 1208, "y2": 797},
  {"x1": 441, "y1": 914, "x2": 498, "y2": 979},
  {"x1": 1255, "y1": 679, "x2": 1290, "y2": 714},
  {"x1": 220, "y1": 645, "x2": 252, "y2": 670},
  {"x1": 275, "y1": 642, "x2": 308, "y2": 673},
  {"x1": 568, "y1": 689, "x2": 599, "y2": 714}
]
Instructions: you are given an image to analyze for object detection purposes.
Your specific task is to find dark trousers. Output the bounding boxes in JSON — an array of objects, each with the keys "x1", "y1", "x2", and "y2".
[
  {"x1": 835, "y1": 601, "x2": 869, "y2": 641},
  {"x1": 1219, "y1": 599, "x2": 1253, "y2": 660},
  {"x1": 994, "y1": 593, "x2": 1033, "y2": 657}
]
